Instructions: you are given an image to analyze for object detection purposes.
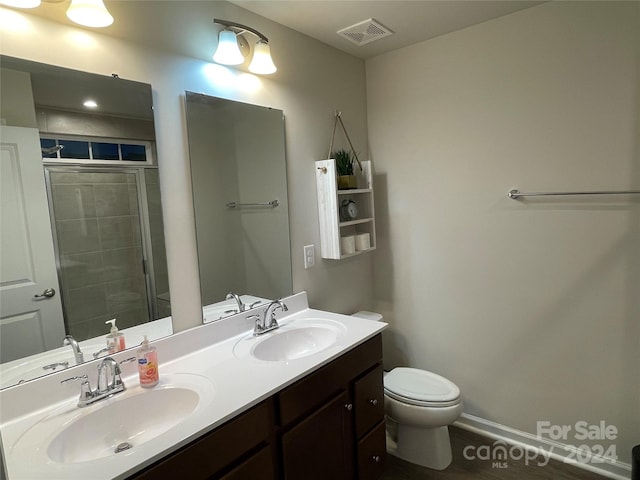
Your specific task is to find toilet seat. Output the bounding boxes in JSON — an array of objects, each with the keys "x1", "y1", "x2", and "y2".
[{"x1": 384, "y1": 367, "x2": 461, "y2": 408}]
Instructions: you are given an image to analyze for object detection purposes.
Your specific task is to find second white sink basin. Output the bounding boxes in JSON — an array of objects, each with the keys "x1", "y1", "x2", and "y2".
[{"x1": 234, "y1": 318, "x2": 347, "y2": 362}]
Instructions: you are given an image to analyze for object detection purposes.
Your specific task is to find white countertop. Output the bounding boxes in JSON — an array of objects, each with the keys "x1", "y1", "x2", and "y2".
[{"x1": 0, "y1": 292, "x2": 386, "y2": 480}]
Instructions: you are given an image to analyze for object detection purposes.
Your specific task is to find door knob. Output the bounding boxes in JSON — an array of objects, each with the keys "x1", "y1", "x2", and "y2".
[{"x1": 34, "y1": 288, "x2": 56, "y2": 299}]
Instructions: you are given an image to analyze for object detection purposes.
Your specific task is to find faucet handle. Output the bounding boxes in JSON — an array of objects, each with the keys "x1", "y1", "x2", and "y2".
[
  {"x1": 93, "y1": 347, "x2": 110, "y2": 359},
  {"x1": 43, "y1": 361, "x2": 70, "y2": 371},
  {"x1": 247, "y1": 313, "x2": 262, "y2": 334},
  {"x1": 248, "y1": 300, "x2": 262, "y2": 309},
  {"x1": 61, "y1": 374, "x2": 93, "y2": 402},
  {"x1": 60, "y1": 374, "x2": 88, "y2": 384}
]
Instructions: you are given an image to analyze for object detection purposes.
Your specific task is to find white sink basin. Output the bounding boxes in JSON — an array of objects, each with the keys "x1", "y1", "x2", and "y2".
[
  {"x1": 234, "y1": 318, "x2": 347, "y2": 362},
  {"x1": 11, "y1": 373, "x2": 214, "y2": 465},
  {"x1": 48, "y1": 387, "x2": 197, "y2": 463}
]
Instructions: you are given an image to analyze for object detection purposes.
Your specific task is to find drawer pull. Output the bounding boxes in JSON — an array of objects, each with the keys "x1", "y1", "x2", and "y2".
[
  {"x1": 372, "y1": 455, "x2": 381, "y2": 463},
  {"x1": 368, "y1": 398, "x2": 378, "y2": 407},
  {"x1": 345, "y1": 403, "x2": 353, "y2": 411}
]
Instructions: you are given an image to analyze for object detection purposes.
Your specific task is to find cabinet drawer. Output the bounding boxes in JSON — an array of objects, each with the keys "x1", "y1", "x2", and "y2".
[
  {"x1": 357, "y1": 420, "x2": 386, "y2": 480},
  {"x1": 129, "y1": 401, "x2": 272, "y2": 480},
  {"x1": 219, "y1": 445, "x2": 274, "y2": 480},
  {"x1": 279, "y1": 334, "x2": 382, "y2": 427},
  {"x1": 354, "y1": 364, "x2": 384, "y2": 438}
]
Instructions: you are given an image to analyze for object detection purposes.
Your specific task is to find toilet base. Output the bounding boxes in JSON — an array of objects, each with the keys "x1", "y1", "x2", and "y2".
[{"x1": 387, "y1": 420, "x2": 453, "y2": 470}]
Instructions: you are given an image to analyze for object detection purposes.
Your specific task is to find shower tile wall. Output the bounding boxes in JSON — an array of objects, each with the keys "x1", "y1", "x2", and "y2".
[{"x1": 50, "y1": 171, "x2": 150, "y2": 341}]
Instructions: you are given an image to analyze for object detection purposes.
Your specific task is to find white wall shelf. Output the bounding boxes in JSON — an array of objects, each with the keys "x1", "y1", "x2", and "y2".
[{"x1": 315, "y1": 159, "x2": 376, "y2": 260}]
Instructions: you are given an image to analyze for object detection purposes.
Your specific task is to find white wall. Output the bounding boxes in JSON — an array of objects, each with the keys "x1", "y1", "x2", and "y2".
[
  {"x1": 0, "y1": 68, "x2": 37, "y2": 127},
  {"x1": 0, "y1": 1, "x2": 374, "y2": 332},
  {"x1": 367, "y1": 0, "x2": 639, "y2": 466}
]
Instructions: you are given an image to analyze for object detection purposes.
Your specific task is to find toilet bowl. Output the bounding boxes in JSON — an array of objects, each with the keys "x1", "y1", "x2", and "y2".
[{"x1": 352, "y1": 311, "x2": 463, "y2": 471}]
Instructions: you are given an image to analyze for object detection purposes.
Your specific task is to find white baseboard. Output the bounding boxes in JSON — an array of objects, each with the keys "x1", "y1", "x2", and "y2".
[{"x1": 454, "y1": 413, "x2": 632, "y2": 480}]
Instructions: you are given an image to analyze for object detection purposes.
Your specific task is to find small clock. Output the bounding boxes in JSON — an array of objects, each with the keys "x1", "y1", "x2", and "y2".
[{"x1": 340, "y1": 199, "x2": 358, "y2": 221}]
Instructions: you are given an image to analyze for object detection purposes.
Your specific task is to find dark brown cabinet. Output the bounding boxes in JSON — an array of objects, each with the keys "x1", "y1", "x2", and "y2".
[
  {"x1": 128, "y1": 400, "x2": 274, "y2": 480},
  {"x1": 278, "y1": 335, "x2": 385, "y2": 480},
  {"x1": 281, "y1": 391, "x2": 353, "y2": 480},
  {"x1": 128, "y1": 334, "x2": 385, "y2": 480}
]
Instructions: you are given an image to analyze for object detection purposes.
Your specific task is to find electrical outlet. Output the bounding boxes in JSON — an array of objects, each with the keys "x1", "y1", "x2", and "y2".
[{"x1": 303, "y1": 244, "x2": 315, "y2": 269}]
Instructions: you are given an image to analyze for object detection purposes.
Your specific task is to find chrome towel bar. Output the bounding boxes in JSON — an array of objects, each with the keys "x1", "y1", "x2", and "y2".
[
  {"x1": 226, "y1": 199, "x2": 279, "y2": 208},
  {"x1": 508, "y1": 189, "x2": 640, "y2": 200}
]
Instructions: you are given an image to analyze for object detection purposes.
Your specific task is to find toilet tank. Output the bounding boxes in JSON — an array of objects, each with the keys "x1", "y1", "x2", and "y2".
[{"x1": 352, "y1": 311, "x2": 383, "y2": 322}]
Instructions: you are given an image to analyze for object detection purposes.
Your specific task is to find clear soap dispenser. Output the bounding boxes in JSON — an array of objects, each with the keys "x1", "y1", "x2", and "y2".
[
  {"x1": 137, "y1": 335, "x2": 159, "y2": 388},
  {"x1": 105, "y1": 319, "x2": 125, "y2": 353}
]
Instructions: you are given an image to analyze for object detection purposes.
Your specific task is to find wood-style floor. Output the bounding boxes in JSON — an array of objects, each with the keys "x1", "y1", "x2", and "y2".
[{"x1": 381, "y1": 426, "x2": 607, "y2": 480}]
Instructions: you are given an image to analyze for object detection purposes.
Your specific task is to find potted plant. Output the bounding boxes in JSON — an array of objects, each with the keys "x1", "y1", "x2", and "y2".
[{"x1": 332, "y1": 149, "x2": 357, "y2": 190}]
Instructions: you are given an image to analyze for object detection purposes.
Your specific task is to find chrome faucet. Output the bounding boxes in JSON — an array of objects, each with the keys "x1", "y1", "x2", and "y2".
[
  {"x1": 225, "y1": 292, "x2": 245, "y2": 312},
  {"x1": 61, "y1": 356, "x2": 135, "y2": 408},
  {"x1": 252, "y1": 300, "x2": 288, "y2": 336},
  {"x1": 63, "y1": 335, "x2": 84, "y2": 364},
  {"x1": 97, "y1": 357, "x2": 121, "y2": 394}
]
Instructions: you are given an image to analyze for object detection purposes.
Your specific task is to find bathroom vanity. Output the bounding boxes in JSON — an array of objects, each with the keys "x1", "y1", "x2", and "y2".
[
  {"x1": 130, "y1": 335, "x2": 385, "y2": 480},
  {"x1": 0, "y1": 292, "x2": 387, "y2": 480}
]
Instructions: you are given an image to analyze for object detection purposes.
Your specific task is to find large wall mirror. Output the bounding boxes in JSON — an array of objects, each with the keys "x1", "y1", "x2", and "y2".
[
  {"x1": 185, "y1": 92, "x2": 292, "y2": 321},
  {"x1": 0, "y1": 56, "x2": 172, "y2": 388}
]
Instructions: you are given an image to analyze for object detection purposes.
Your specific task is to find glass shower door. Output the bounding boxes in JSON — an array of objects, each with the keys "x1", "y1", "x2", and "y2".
[{"x1": 45, "y1": 168, "x2": 152, "y2": 341}]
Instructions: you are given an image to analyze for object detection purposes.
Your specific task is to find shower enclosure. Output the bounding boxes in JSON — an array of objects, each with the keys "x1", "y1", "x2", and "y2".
[{"x1": 44, "y1": 166, "x2": 168, "y2": 342}]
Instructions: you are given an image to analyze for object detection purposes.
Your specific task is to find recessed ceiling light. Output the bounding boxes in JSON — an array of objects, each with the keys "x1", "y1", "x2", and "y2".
[{"x1": 83, "y1": 99, "x2": 98, "y2": 108}]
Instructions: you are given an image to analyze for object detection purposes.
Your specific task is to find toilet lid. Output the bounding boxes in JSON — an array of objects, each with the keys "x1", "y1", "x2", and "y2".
[{"x1": 384, "y1": 367, "x2": 461, "y2": 407}]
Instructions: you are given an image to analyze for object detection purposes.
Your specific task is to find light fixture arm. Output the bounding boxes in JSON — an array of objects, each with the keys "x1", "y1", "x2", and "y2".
[{"x1": 213, "y1": 18, "x2": 269, "y2": 43}]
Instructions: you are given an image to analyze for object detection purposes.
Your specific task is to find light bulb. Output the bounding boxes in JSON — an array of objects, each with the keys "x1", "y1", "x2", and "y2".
[
  {"x1": 0, "y1": 0, "x2": 41, "y2": 8},
  {"x1": 213, "y1": 30, "x2": 245, "y2": 66},
  {"x1": 249, "y1": 40, "x2": 277, "y2": 75},
  {"x1": 66, "y1": 0, "x2": 114, "y2": 28}
]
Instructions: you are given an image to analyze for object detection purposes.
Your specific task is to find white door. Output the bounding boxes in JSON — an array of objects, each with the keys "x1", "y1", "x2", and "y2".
[{"x1": 0, "y1": 126, "x2": 65, "y2": 363}]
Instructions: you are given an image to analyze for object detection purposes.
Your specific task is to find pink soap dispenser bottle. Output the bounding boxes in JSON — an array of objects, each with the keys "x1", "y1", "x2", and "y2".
[
  {"x1": 137, "y1": 335, "x2": 159, "y2": 388},
  {"x1": 105, "y1": 319, "x2": 126, "y2": 353}
]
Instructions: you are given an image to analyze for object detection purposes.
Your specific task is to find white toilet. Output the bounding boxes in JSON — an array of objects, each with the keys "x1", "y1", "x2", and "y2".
[{"x1": 352, "y1": 311, "x2": 463, "y2": 470}]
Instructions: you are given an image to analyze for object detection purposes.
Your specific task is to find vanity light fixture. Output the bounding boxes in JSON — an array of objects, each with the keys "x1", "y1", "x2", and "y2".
[
  {"x1": 1, "y1": 0, "x2": 114, "y2": 27},
  {"x1": 66, "y1": 0, "x2": 113, "y2": 28},
  {"x1": 212, "y1": 18, "x2": 277, "y2": 75},
  {"x1": 0, "y1": 0, "x2": 41, "y2": 8}
]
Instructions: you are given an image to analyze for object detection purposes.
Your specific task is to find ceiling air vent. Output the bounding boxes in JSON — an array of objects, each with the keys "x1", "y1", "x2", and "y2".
[{"x1": 337, "y1": 18, "x2": 393, "y2": 46}]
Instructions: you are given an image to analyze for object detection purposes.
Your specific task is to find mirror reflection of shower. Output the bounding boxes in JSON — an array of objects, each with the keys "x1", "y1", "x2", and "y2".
[{"x1": 44, "y1": 165, "x2": 170, "y2": 342}]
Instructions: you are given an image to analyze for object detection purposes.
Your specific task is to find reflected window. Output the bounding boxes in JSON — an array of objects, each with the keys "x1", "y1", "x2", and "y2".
[
  {"x1": 40, "y1": 136, "x2": 152, "y2": 164},
  {"x1": 121, "y1": 144, "x2": 147, "y2": 162},
  {"x1": 40, "y1": 138, "x2": 58, "y2": 158},
  {"x1": 92, "y1": 142, "x2": 120, "y2": 160},
  {"x1": 59, "y1": 140, "x2": 90, "y2": 159}
]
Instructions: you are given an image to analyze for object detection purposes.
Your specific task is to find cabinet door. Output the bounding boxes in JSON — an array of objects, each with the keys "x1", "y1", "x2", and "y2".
[
  {"x1": 281, "y1": 391, "x2": 354, "y2": 480},
  {"x1": 128, "y1": 402, "x2": 272, "y2": 480},
  {"x1": 354, "y1": 364, "x2": 384, "y2": 438},
  {"x1": 218, "y1": 445, "x2": 274, "y2": 480},
  {"x1": 357, "y1": 421, "x2": 386, "y2": 480}
]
